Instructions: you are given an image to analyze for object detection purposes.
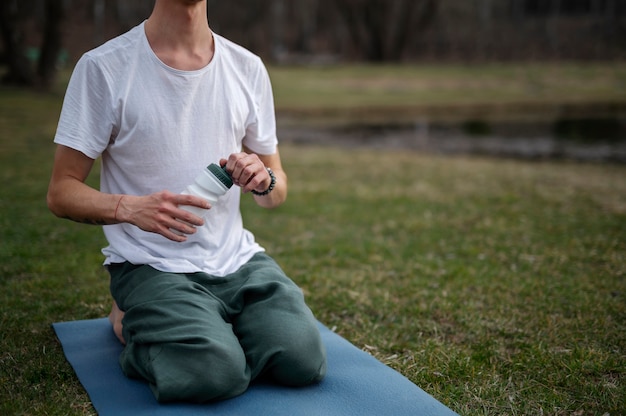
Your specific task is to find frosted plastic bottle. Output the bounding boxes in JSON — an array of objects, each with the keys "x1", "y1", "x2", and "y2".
[{"x1": 179, "y1": 163, "x2": 233, "y2": 219}]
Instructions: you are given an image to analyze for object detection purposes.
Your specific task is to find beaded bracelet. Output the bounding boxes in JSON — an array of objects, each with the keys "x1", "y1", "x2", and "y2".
[{"x1": 252, "y1": 167, "x2": 276, "y2": 196}]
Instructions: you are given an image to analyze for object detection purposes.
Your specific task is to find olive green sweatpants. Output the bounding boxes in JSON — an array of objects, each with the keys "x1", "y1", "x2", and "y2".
[{"x1": 108, "y1": 252, "x2": 327, "y2": 403}]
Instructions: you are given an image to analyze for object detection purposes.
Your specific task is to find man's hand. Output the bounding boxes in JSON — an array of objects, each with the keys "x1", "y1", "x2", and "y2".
[
  {"x1": 220, "y1": 152, "x2": 272, "y2": 195},
  {"x1": 116, "y1": 191, "x2": 210, "y2": 242},
  {"x1": 220, "y1": 149, "x2": 288, "y2": 209}
]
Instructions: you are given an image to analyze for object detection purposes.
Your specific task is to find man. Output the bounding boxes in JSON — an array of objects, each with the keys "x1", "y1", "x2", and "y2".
[{"x1": 47, "y1": 0, "x2": 326, "y2": 403}]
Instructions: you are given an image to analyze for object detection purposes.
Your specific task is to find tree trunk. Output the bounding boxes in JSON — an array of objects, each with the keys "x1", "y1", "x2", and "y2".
[
  {"x1": 0, "y1": 0, "x2": 35, "y2": 86},
  {"x1": 296, "y1": 0, "x2": 318, "y2": 54},
  {"x1": 37, "y1": 0, "x2": 64, "y2": 90},
  {"x1": 547, "y1": 0, "x2": 561, "y2": 55},
  {"x1": 93, "y1": 0, "x2": 106, "y2": 46},
  {"x1": 271, "y1": 0, "x2": 286, "y2": 61},
  {"x1": 333, "y1": 0, "x2": 438, "y2": 62},
  {"x1": 476, "y1": 0, "x2": 493, "y2": 59}
]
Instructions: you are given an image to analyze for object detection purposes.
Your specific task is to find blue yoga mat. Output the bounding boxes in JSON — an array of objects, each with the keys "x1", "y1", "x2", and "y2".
[{"x1": 53, "y1": 318, "x2": 457, "y2": 416}]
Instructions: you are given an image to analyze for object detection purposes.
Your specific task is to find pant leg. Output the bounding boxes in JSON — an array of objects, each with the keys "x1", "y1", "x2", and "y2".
[
  {"x1": 108, "y1": 263, "x2": 250, "y2": 403},
  {"x1": 224, "y1": 253, "x2": 327, "y2": 386}
]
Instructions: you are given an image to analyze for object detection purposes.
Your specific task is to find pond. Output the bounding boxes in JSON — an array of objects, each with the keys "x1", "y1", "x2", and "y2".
[{"x1": 278, "y1": 117, "x2": 626, "y2": 163}]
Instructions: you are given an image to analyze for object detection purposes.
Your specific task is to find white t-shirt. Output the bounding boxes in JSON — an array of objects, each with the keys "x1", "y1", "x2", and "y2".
[{"x1": 54, "y1": 22, "x2": 278, "y2": 276}]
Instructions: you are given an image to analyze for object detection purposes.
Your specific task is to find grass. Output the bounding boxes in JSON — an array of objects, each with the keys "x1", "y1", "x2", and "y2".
[
  {"x1": 268, "y1": 62, "x2": 626, "y2": 124},
  {"x1": 1, "y1": 64, "x2": 625, "y2": 415},
  {"x1": 269, "y1": 62, "x2": 626, "y2": 107},
  {"x1": 245, "y1": 148, "x2": 626, "y2": 415}
]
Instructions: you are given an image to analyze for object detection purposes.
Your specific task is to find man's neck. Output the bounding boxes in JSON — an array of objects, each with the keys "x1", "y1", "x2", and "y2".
[{"x1": 144, "y1": 0, "x2": 214, "y2": 71}]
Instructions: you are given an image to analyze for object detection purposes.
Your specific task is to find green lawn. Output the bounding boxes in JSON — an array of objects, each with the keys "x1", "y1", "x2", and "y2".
[
  {"x1": 269, "y1": 62, "x2": 626, "y2": 125},
  {"x1": 1, "y1": 64, "x2": 625, "y2": 415}
]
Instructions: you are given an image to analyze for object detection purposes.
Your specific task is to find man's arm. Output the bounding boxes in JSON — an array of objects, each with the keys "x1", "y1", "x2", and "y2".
[
  {"x1": 47, "y1": 145, "x2": 119, "y2": 225},
  {"x1": 222, "y1": 147, "x2": 287, "y2": 209},
  {"x1": 253, "y1": 149, "x2": 287, "y2": 208},
  {"x1": 47, "y1": 144, "x2": 210, "y2": 241}
]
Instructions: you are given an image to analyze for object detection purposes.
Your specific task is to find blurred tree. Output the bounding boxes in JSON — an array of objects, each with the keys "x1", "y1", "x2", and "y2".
[
  {"x1": 93, "y1": 0, "x2": 105, "y2": 46},
  {"x1": 3, "y1": 0, "x2": 623, "y2": 72},
  {"x1": 0, "y1": 0, "x2": 65, "y2": 90},
  {"x1": 0, "y1": 0, "x2": 34, "y2": 85},
  {"x1": 332, "y1": 0, "x2": 438, "y2": 61},
  {"x1": 37, "y1": 0, "x2": 64, "y2": 89},
  {"x1": 296, "y1": 0, "x2": 318, "y2": 54},
  {"x1": 272, "y1": 0, "x2": 286, "y2": 61}
]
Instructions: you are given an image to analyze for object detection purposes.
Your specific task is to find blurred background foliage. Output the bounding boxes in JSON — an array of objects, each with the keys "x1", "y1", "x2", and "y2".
[{"x1": 1, "y1": 0, "x2": 625, "y2": 90}]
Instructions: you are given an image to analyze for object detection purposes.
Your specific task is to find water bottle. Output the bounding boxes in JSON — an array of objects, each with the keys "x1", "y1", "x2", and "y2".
[{"x1": 179, "y1": 163, "x2": 233, "y2": 219}]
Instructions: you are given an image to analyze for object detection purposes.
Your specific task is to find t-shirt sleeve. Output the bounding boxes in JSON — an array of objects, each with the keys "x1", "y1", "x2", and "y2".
[
  {"x1": 242, "y1": 58, "x2": 278, "y2": 155},
  {"x1": 54, "y1": 54, "x2": 115, "y2": 159}
]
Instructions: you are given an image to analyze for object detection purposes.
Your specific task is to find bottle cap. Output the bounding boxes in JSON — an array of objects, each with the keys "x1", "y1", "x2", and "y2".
[{"x1": 207, "y1": 163, "x2": 233, "y2": 188}]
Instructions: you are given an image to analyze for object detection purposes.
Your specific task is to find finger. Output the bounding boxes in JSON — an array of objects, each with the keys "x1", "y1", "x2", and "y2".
[
  {"x1": 172, "y1": 194, "x2": 210, "y2": 210},
  {"x1": 224, "y1": 152, "x2": 246, "y2": 174},
  {"x1": 238, "y1": 162, "x2": 260, "y2": 188},
  {"x1": 173, "y1": 206, "x2": 207, "y2": 227},
  {"x1": 226, "y1": 155, "x2": 247, "y2": 185},
  {"x1": 155, "y1": 212, "x2": 197, "y2": 240},
  {"x1": 241, "y1": 167, "x2": 268, "y2": 193},
  {"x1": 168, "y1": 215, "x2": 200, "y2": 234},
  {"x1": 231, "y1": 155, "x2": 263, "y2": 188},
  {"x1": 160, "y1": 225, "x2": 190, "y2": 242}
]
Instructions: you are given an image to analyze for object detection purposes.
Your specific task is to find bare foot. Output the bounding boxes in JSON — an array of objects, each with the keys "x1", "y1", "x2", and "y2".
[{"x1": 108, "y1": 300, "x2": 126, "y2": 345}]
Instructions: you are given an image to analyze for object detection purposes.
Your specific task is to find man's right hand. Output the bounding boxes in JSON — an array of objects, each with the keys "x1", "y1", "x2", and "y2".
[{"x1": 116, "y1": 191, "x2": 210, "y2": 242}]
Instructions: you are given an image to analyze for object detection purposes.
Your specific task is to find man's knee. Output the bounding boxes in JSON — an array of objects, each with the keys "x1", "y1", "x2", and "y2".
[
  {"x1": 270, "y1": 331, "x2": 327, "y2": 387},
  {"x1": 271, "y1": 351, "x2": 327, "y2": 386},
  {"x1": 149, "y1": 341, "x2": 251, "y2": 403}
]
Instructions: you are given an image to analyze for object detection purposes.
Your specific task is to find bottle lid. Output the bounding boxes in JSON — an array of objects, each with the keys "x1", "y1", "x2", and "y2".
[{"x1": 207, "y1": 163, "x2": 233, "y2": 188}]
